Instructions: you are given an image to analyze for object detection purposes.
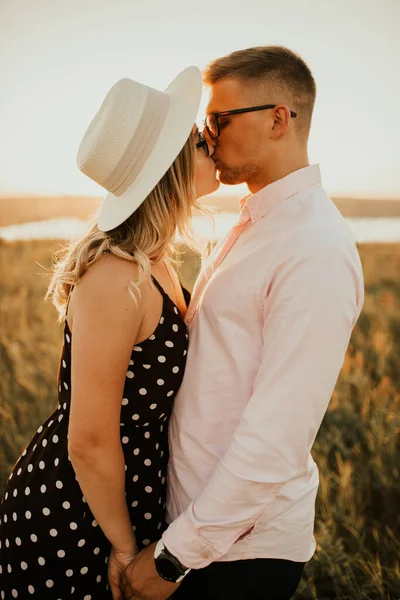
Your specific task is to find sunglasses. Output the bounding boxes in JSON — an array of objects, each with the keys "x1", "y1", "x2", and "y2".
[
  {"x1": 195, "y1": 131, "x2": 210, "y2": 157},
  {"x1": 205, "y1": 104, "x2": 297, "y2": 139}
]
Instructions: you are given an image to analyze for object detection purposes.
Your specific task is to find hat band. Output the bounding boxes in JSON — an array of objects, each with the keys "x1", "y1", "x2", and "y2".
[{"x1": 105, "y1": 87, "x2": 170, "y2": 197}]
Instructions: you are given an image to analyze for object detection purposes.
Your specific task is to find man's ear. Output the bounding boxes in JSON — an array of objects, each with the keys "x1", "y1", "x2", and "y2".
[{"x1": 270, "y1": 105, "x2": 291, "y2": 140}]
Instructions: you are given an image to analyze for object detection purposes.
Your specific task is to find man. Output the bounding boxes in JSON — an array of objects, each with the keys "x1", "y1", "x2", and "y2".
[{"x1": 122, "y1": 45, "x2": 364, "y2": 600}]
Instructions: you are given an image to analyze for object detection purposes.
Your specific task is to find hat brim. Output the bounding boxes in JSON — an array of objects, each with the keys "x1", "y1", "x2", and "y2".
[{"x1": 97, "y1": 66, "x2": 202, "y2": 232}]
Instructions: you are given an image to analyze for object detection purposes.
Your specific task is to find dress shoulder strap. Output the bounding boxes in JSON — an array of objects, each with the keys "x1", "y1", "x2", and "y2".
[
  {"x1": 151, "y1": 275, "x2": 166, "y2": 297},
  {"x1": 65, "y1": 284, "x2": 75, "y2": 320}
]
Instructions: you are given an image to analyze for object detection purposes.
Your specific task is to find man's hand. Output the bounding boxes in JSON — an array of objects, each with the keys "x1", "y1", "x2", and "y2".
[
  {"x1": 108, "y1": 546, "x2": 138, "y2": 600},
  {"x1": 121, "y1": 541, "x2": 181, "y2": 600}
]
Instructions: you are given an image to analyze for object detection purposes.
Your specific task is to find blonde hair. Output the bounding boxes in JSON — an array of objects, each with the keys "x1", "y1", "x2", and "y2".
[
  {"x1": 204, "y1": 46, "x2": 317, "y2": 138},
  {"x1": 46, "y1": 133, "x2": 206, "y2": 322}
]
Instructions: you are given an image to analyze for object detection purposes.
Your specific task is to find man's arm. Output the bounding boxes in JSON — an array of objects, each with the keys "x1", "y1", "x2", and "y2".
[{"x1": 162, "y1": 227, "x2": 364, "y2": 569}]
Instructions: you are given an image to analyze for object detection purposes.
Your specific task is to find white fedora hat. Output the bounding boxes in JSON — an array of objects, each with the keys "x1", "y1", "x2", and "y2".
[{"x1": 77, "y1": 66, "x2": 202, "y2": 232}]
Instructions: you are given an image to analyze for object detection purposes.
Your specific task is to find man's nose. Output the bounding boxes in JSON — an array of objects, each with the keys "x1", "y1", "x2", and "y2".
[
  {"x1": 202, "y1": 126, "x2": 217, "y2": 155},
  {"x1": 202, "y1": 125, "x2": 216, "y2": 147}
]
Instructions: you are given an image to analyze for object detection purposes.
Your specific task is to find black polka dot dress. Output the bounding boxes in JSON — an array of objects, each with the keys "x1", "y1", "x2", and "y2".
[{"x1": 0, "y1": 276, "x2": 190, "y2": 599}]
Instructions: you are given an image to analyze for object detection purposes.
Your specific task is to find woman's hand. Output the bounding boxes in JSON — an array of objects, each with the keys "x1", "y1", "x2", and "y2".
[{"x1": 108, "y1": 545, "x2": 139, "y2": 600}]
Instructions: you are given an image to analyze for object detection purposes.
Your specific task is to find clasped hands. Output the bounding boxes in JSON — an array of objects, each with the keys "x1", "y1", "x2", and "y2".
[{"x1": 109, "y1": 541, "x2": 181, "y2": 600}]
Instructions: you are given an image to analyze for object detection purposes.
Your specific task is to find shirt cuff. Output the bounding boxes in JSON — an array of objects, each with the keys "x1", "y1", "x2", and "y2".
[{"x1": 162, "y1": 503, "x2": 225, "y2": 570}]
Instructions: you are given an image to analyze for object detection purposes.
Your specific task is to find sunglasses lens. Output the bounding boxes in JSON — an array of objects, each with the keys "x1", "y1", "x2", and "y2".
[{"x1": 206, "y1": 115, "x2": 218, "y2": 138}]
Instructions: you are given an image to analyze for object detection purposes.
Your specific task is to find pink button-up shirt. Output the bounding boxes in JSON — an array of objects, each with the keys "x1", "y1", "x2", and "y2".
[{"x1": 162, "y1": 165, "x2": 364, "y2": 569}]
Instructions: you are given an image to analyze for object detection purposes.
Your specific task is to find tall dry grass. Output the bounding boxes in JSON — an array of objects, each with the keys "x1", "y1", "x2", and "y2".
[{"x1": 0, "y1": 239, "x2": 399, "y2": 599}]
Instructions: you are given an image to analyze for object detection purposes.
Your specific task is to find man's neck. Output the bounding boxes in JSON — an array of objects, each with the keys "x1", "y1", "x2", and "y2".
[{"x1": 247, "y1": 154, "x2": 310, "y2": 195}]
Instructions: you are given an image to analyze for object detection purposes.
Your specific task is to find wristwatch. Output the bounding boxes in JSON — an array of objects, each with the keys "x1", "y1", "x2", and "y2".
[{"x1": 154, "y1": 539, "x2": 191, "y2": 583}]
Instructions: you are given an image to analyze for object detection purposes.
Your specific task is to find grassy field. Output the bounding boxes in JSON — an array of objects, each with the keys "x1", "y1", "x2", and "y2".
[{"x1": 0, "y1": 239, "x2": 399, "y2": 599}]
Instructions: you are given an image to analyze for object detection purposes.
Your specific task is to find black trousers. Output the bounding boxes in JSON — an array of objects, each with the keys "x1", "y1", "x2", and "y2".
[{"x1": 173, "y1": 557, "x2": 306, "y2": 600}]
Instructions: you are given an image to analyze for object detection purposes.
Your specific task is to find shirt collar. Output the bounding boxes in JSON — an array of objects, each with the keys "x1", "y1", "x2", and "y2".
[{"x1": 239, "y1": 164, "x2": 322, "y2": 224}]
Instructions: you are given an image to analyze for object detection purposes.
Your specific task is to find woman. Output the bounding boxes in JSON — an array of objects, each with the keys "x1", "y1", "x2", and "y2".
[{"x1": 0, "y1": 66, "x2": 219, "y2": 599}]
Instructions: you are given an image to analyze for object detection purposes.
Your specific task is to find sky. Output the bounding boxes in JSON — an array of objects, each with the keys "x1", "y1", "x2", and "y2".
[{"x1": 0, "y1": 0, "x2": 399, "y2": 199}]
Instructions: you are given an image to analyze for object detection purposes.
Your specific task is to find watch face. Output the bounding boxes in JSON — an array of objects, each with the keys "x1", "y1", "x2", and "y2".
[{"x1": 156, "y1": 556, "x2": 180, "y2": 582}]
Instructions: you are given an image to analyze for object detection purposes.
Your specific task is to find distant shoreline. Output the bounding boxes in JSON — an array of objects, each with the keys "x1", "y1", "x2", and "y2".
[
  {"x1": 1, "y1": 194, "x2": 400, "y2": 228},
  {"x1": 1, "y1": 215, "x2": 400, "y2": 244}
]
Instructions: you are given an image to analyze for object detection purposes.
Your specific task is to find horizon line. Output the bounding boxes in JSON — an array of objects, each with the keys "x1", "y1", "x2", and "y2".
[{"x1": 1, "y1": 192, "x2": 400, "y2": 202}]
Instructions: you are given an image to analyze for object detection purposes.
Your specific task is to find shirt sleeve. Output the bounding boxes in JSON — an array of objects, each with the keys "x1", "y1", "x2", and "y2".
[{"x1": 162, "y1": 226, "x2": 364, "y2": 569}]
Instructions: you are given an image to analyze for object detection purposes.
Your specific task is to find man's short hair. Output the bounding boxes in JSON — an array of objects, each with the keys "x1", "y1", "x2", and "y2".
[{"x1": 204, "y1": 46, "x2": 317, "y2": 138}]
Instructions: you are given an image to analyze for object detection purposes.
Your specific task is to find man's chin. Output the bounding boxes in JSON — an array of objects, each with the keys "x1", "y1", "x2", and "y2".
[
  {"x1": 217, "y1": 169, "x2": 243, "y2": 186},
  {"x1": 214, "y1": 161, "x2": 242, "y2": 186}
]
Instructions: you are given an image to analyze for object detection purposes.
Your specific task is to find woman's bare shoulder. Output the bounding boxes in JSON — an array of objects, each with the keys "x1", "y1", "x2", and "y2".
[{"x1": 70, "y1": 252, "x2": 146, "y2": 325}]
